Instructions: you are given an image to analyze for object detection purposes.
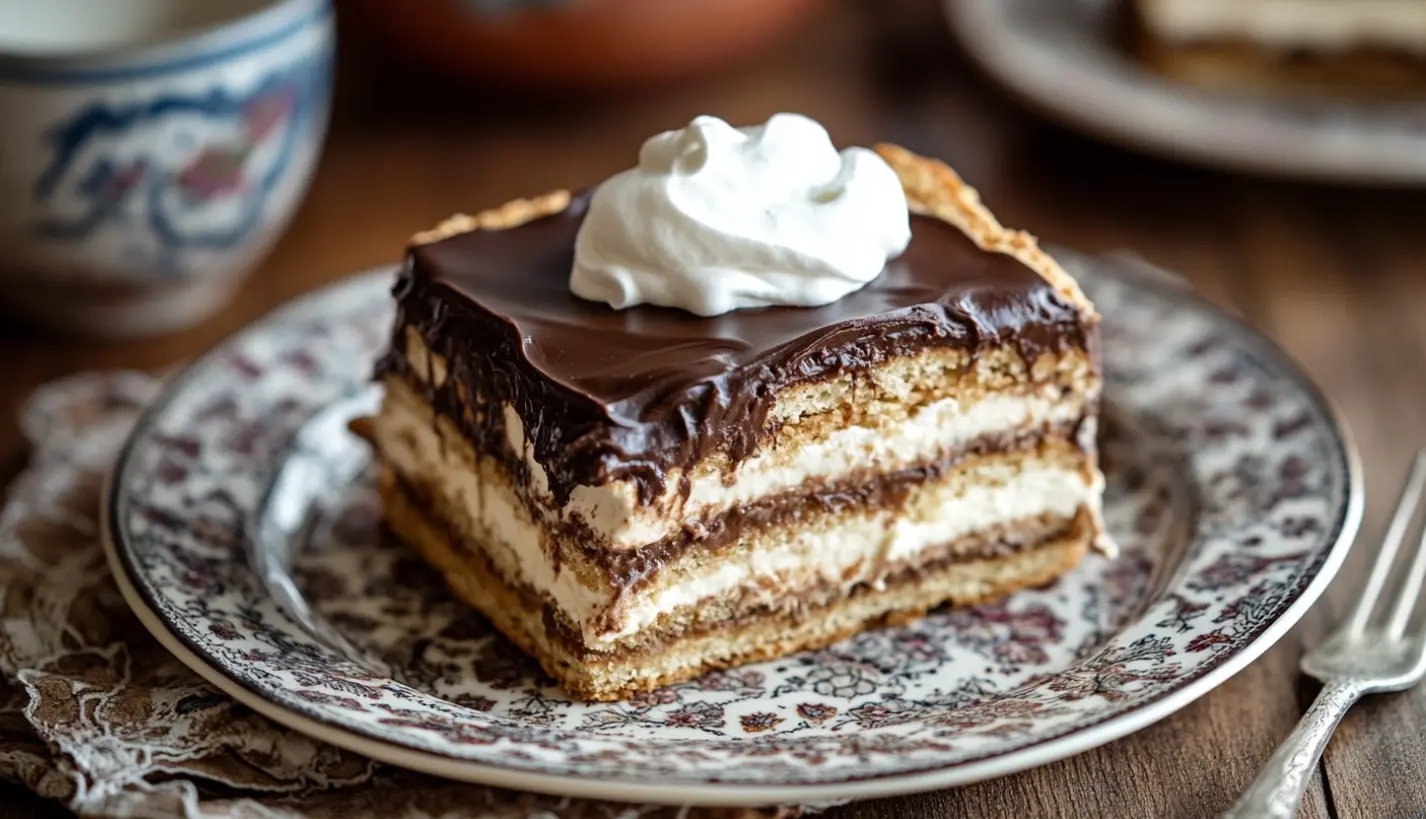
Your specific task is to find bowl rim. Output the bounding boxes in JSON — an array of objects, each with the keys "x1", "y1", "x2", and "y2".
[{"x1": 0, "y1": 0, "x2": 330, "y2": 83}]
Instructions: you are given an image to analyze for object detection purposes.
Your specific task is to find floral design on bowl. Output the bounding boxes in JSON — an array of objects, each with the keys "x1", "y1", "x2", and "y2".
[
  {"x1": 0, "y1": 0, "x2": 333, "y2": 336},
  {"x1": 34, "y1": 62, "x2": 327, "y2": 269}
]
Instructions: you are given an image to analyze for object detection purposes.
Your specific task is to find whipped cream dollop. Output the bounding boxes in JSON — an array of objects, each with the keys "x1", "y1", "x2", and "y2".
[{"x1": 570, "y1": 114, "x2": 912, "y2": 317}]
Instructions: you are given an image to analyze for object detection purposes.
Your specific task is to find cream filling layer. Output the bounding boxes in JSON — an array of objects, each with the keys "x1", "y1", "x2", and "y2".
[
  {"x1": 1137, "y1": 0, "x2": 1426, "y2": 55},
  {"x1": 564, "y1": 389, "x2": 1089, "y2": 549},
  {"x1": 375, "y1": 397, "x2": 1099, "y2": 648},
  {"x1": 614, "y1": 463, "x2": 1097, "y2": 642}
]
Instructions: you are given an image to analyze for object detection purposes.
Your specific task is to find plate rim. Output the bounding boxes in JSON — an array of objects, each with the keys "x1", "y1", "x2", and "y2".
[
  {"x1": 100, "y1": 261, "x2": 1364, "y2": 806},
  {"x1": 946, "y1": 0, "x2": 1426, "y2": 184}
]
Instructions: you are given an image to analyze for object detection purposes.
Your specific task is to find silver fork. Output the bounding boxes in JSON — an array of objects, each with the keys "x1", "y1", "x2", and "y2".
[{"x1": 1223, "y1": 449, "x2": 1426, "y2": 819}]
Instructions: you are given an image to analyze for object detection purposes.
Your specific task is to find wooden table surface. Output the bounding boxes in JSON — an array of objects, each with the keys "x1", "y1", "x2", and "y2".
[{"x1": 5, "y1": 2, "x2": 1426, "y2": 817}]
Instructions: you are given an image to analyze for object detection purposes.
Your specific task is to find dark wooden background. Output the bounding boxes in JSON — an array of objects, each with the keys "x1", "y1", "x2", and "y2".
[{"x1": 4, "y1": 1, "x2": 1426, "y2": 817}]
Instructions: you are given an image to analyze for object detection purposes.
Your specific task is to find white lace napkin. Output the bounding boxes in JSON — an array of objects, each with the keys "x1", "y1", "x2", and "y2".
[{"x1": 0, "y1": 373, "x2": 797, "y2": 819}]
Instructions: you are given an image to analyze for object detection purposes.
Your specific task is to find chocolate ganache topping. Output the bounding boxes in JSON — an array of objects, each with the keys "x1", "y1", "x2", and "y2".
[{"x1": 381, "y1": 190, "x2": 1093, "y2": 506}]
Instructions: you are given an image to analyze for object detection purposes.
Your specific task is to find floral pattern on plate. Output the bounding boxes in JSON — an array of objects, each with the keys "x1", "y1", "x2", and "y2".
[{"x1": 103, "y1": 252, "x2": 1359, "y2": 798}]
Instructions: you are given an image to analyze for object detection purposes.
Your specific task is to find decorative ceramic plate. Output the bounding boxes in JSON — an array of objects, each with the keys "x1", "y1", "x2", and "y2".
[
  {"x1": 102, "y1": 252, "x2": 1361, "y2": 806},
  {"x1": 946, "y1": 0, "x2": 1426, "y2": 184}
]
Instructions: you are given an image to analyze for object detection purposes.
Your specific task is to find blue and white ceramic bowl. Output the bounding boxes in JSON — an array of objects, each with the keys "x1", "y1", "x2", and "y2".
[{"x1": 0, "y1": 0, "x2": 333, "y2": 336}]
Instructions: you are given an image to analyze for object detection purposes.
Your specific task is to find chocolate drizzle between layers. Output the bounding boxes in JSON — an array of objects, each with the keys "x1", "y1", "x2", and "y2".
[{"x1": 378, "y1": 190, "x2": 1095, "y2": 506}]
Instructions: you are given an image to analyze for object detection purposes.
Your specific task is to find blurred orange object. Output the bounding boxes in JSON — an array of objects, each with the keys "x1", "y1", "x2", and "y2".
[{"x1": 342, "y1": 0, "x2": 826, "y2": 91}]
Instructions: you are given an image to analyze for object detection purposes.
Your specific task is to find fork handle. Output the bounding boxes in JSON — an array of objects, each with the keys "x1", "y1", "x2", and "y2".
[{"x1": 1220, "y1": 682, "x2": 1362, "y2": 819}]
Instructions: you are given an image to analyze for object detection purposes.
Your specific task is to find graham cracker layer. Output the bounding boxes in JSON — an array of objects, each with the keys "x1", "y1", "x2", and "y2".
[{"x1": 380, "y1": 471, "x2": 1092, "y2": 701}]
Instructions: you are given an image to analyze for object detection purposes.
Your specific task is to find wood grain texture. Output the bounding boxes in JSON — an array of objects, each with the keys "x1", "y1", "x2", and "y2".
[{"x1": 1, "y1": 1, "x2": 1424, "y2": 816}]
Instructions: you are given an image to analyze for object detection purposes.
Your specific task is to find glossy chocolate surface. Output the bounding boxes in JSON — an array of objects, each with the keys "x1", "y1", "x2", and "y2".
[{"x1": 381, "y1": 191, "x2": 1093, "y2": 504}]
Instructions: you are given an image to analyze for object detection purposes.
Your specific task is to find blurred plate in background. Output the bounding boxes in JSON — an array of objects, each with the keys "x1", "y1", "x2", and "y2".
[{"x1": 947, "y1": 0, "x2": 1426, "y2": 184}]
